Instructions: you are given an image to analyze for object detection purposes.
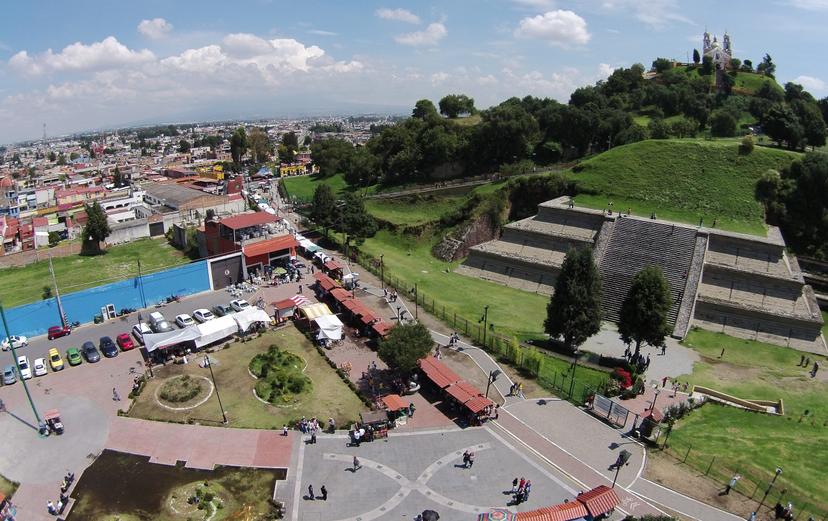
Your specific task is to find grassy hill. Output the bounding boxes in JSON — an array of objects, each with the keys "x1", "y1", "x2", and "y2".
[
  {"x1": 281, "y1": 173, "x2": 349, "y2": 202},
  {"x1": 569, "y1": 139, "x2": 800, "y2": 235}
]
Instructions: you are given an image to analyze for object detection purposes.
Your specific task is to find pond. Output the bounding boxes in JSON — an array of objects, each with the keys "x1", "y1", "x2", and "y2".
[{"x1": 67, "y1": 450, "x2": 286, "y2": 521}]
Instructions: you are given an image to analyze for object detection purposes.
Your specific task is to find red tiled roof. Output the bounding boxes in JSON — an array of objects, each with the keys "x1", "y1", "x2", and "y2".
[
  {"x1": 576, "y1": 486, "x2": 619, "y2": 517},
  {"x1": 381, "y1": 394, "x2": 409, "y2": 411},
  {"x1": 273, "y1": 298, "x2": 298, "y2": 310},
  {"x1": 32, "y1": 217, "x2": 49, "y2": 227},
  {"x1": 313, "y1": 272, "x2": 340, "y2": 292},
  {"x1": 219, "y1": 211, "x2": 278, "y2": 230},
  {"x1": 445, "y1": 383, "x2": 474, "y2": 404},
  {"x1": 242, "y1": 235, "x2": 297, "y2": 258},
  {"x1": 419, "y1": 357, "x2": 462, "y2": 388},
  {"x1": 323, "y1": 259, "x2": 343, "y2": 271},
  {"x1": 464, "y1": 395, "x2": 494, "y2": 414},
  {"x1": 329, "y1": 287, "x2": 353, "y2": 303},
  {"x1": 515, "y1": 502, "x2": 589, "y2": 521},
  {"x1": 372, "y1": 321, "x2": 393, "y2": 337},
  {"x1": 455, "y1": 381, "x2": 482, "y2": 398}
]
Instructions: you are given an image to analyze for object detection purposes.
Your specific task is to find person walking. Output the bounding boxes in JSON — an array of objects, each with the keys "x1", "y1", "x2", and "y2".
[
  {"x1": 47, "y1": 500, "x2": 57, "y2": 515},
  {"x1": 320, "y1": 485, "x2": 328, "y2": 501},
  {"x1": 112, "y1": 387, "x2": 121, "y2": 401},
  {"x1": 408, "y1": 403, "x2": 416, "y2": 418},
  {"x1": 307, "y1": 484, "x2": 314, "y2": 500},
  {"x1": 353, "y1": 456, "x2": 361, "y2": 471},
  {"x1": 799, "y1": 354, "x2": 805, "y2": 367},
  {"x1": 523, "y1": 480, "x2": 532, "y2": 500},
  {"x1": 511, "y1": 477, "x2": 519, "y2": 494},
  {"x1": 812, "y1": 361, "x2": 820, "y2": 378},
  {"x1": 661, "y1": 376, "x2": 668, "y2": 388},
  {"x1": 724, "y1": 474, "x2": 741, "y2": 495},
  {"x1": 518, "y1": 477, "x2": 526, "y2": 492},
  {"x1": 467, "y1": 451, "x2": 475, "y2": 468},
  {"x1": 283, "y1": 424, "x2": 289, "y2": 436},
  {"x1": 310, "y1": 431, "x2": 317, "y2": 444},
  {"x1": 462, "y1": 451, "x2": 470, "y2": 468}
]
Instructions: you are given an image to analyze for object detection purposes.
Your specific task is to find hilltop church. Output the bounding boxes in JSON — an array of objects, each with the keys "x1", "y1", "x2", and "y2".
[{"x1": 703, "y1": 30, "x2": 732, "y2": 69}]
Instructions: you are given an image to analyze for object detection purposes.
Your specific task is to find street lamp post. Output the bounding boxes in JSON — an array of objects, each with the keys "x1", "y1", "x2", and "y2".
[
  {"x1": 485, "y1": 369, "x2": 501, "y2": 399},
  {"x1": 756, "y1": 467, "x2": 783, "y2": 513},
  {"x1": 0, "y1": 305, "x2": 45, "y2": 435},
  {"x1": 204, "y1": 354, "x2": 228, "y2": 424},
  {"x1": 380, "y1": 254, "x2": 384, "y2": 290},
  {"x1": 568, "y1": 350, "x2": 579, "y2": 399},
  {"x1": 651, "y1": 387, "x2": 661, "y2": 411},
  {"x1": 480, "y1": 305, "x2": 489, "y2": 347},
  {"x1": 611, "y1": 450, "x2": 632, "y2": 488}
]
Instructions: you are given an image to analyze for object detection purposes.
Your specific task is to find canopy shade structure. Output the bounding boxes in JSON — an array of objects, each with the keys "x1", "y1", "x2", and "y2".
[
  {"x1": 576, "y1": 485, "x2": 619, "y2": 517},
  {"x1": 372, "y1": 320, "x2": 393, "y2": 338},
  {"x1": 419, "y1": 357, "x2": 461, "y2": 388},
  {"x1": 144, "y1": 327, "x2": 201, "y2": 352},
  {"x1": 299, "y1": 302, "x2": 334, "y2": 320},
  {"x1": 464, "y1": 395, "x2": 494, "y2": 414},
  {"x1": 314, "y1": 313, "x2": 344, "y2": 341},
  {"x1": 329, "y1": 287, "x2": 353, "y2": 303},
  {"x1": 194, "y1": 315, "x2": 239, "y2": 348},
  {"x1": 233, "y1": 307, "x2": 272, "y2": 332},
  {"x1": 382, "y1": 394, "x2": 409, "y2": 411},
  {"x1": 313, "y1": 272, "x2": 340, "y2": 292}
]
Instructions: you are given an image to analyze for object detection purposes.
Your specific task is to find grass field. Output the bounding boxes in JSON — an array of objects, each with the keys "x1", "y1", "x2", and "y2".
[
  {"x1": 129, "y1": 326, "x2": 366, "y2": 428},
  {"x1": 365, "y1": 194, "x2": 466, "y2": 226},
  {"x1": 569, "y1": 139, "x2": 799, "y2": 235},
  {"x1": 669, "y1": 328, "x2": 828, "y2": 512},
  {"x1": 282, "y1": 173, "x2": 350, "y2": 202},
  {"x1": 731, "y1": 71, "x2": 782, "y2": 95},
  {"x1": 0, "y1": 473, "x2": 18, "y2": 499},
  {"x1": 0, "y1": 238, "x2": 189, "y2": 308}
]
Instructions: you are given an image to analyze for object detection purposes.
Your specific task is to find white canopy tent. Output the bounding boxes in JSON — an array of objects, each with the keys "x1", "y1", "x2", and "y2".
[
  {"x1": 314, "y1": 314, "x2": 344, "y2": 341},
  {"x1": 233, "y1": 307, "x2": 272, "y2": 332},
  {"x1": 143, "y1": 328, "x2": 201, "y2": 353},
  {"x1": 194, "y1": 315, "x2": 239, "y2": 348}
]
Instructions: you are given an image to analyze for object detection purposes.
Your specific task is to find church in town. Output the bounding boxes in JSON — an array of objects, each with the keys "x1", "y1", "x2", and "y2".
[{"x1": 703, "y1": 30, "x2": 732, "y2": 69}]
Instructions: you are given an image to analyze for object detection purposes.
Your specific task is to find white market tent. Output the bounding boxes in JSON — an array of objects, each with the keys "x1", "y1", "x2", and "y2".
[
  {"x1": 194, "y1": 315, "x2": 239, "y2": 348},
  {"x1": 233, "y1": 307, "x2": 272, "y2": 332},
  {"x1": 314, "y1": 314, "x2": 344, "y2": 341},
  {"x1": 143, "y1": 328, "x2": 201, "y2": 353}
]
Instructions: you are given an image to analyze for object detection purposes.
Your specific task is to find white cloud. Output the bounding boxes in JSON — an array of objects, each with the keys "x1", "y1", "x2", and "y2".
[
  {"x1": 793, "y1": 75, "x2": 826, "y2": 93},
  {"x1": 395, "y1": 23, "x2": 447, "y2": 46},
  {"x1": 430, "y1": 71, "x2": 449, "y2": 85},
  {"x1": 514, "y1": 10, "x2": 590, "y2": 46},
  {"x1": 787, "y1": 0, "x2": 828, "y2": 9},
  {"x1": 599, "y1": 0, "x2": 692, "y2": 29},
  {"x1": 375, "y1": 8, "x2": 421, "y2": 24},
  {"x1": 8, "y1": 36, "x2": 155, "y2": 75},
  {"x1": 308, "y1": 29, "x2": 338, "y2": 36},
  {"x1": 511, "y1": 0, "x2": 556, "y2": 8},
  {"x1": 137, "y1": 18, "x2": 173, "y2": 39},
  {"x1": 598, "y1": 63, "x2": 615, "y2": 78}
]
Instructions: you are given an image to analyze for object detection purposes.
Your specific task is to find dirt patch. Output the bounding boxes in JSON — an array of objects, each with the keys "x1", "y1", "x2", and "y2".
[
  {"x1": 645, "y1": 450, "x2": 772, "y2": 520},
  {"x1": 700, "y1": 356, "x2": 764, "y2": 382},
  {"x1": 441, "y1": 349, "x2": 504, "y2": 405}
]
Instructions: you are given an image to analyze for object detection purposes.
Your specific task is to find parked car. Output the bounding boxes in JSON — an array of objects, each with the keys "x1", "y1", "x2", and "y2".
[
  {"x1": 99, "y1": 336, "x2": 118, "y2": 358},
  {"x1": 47, "y1": 325, "x2": 71, "y2": 340},
  {"x1": 66, "y1": 347, "x2": 83, "y2": 366},
  {"x1": 175, "y1": 314, "x2": 195, "y2": 328},
  {"x1": 148, "y1": 312, "x2": 174, "y2": 333},
  {"x1": 1, "y1": 335, "x2": 28, "y2": 351},
  {"x1": 81, "y1": 341, "x2": 100, "y2": 363},
  {"x1": 33, "y1": 358, "x2": 47, "y2": 377},
  {"x1": 48, "y1": 348, "x2": 65, "y2": 371},
  {"x1": 2, "y1": 365, "x2": 17, "y2": 385},
  {"x1": 116, "y1": 333, "x2": 134, "y2": 351},
  {"x1": 230, "y1": 299, "x2": 250, "y2": 312},
  {"x1": 212, "y1": 304, "x2": 234, "y2": 317},
  {"x1": 17, "y1": 355, "x2": 32, "y2": 379},
  {"x1": 132, "y1": 323, "x2": 152, "y2": 345},
  {"x1": 192, "y1": 309, "x2": 215, "y2": 323}
]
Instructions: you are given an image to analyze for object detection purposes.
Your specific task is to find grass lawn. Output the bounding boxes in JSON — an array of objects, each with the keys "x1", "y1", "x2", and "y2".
[
  {"x1": 282, "y1": 173, "x2": 349, "y2": 202},
  {"x1": 129, "y1": 326, "x2": 366, "y2": 428},
  {"x1": 669, "y1": 328, "x2": 828, "y2": 512},
  {"x1": 0, "y1": 473, "x2": 18, "y2": 499},
  {"x1": 449, "y1": 114, "x2": 482, "y2": 126},
  {"x1": 569, "y1": 139, "x2": 799, "y2": 235},
  {"x1": 67, "y1": 450, "x2": 282, "y2": 521},
  {"x1": 365, "y1": 194, "x2": 466, "y2": 226},
  {"x1": 356, "y1": 229, "x2": 549, "y2": 339},
  {"x1": 0, "y1": 237, "x2": 189, "y2": 308},
  {"x1": 823, "y1": 311, "x2": 828, "y2": 339},
  {"x1": 731, "y1": 72, "x2": 781, "y2": 95}
]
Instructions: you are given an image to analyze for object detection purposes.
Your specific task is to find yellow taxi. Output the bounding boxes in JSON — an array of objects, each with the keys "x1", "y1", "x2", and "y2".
[{"x1": 48, "y1": 348, "x2": 65, "y2": 371}]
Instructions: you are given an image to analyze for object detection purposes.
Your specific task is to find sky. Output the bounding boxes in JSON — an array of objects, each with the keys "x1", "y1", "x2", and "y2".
[{"x1": 1, "y1": 0, "x2": 827, "y2": 144}]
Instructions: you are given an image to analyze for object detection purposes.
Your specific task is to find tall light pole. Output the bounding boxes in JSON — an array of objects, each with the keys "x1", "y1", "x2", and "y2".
[
  {"x1": 568, "y1": 349, "x2": 579, "y2": 399},
  {"x1": 756, "y1": 467, "x2": 783, "y2": 513},
  {"x1": 485, "y1": 369, "x2": 501, "y2": 399},
  {"x1": 380, "y1": 254, "x2": 384, "y2": 290},
  {"x1": 204, "y1": 354, "x2": 227, "y2": 424},
  {"x1": 0, "y1": 305, "x2": 45, "y2": 435},
  {"x1": 480, "y1": 305, "x2": 489, "y2": 347},
  {"x1": 651, "y1": 387, "x2": 661, "y2": 411}
]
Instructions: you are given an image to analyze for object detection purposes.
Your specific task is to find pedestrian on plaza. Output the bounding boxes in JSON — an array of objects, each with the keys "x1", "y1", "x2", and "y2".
[
  {"x1": 468, "y1": 451, "x2": 475, "y2": 468},
  {"x1": 645, "y1": 354, "x2": 651, "y2": 369},
  {"x1": 57, "y1": 498, "x2": 64, "y2": 514},
  {"x1": 353, "y1": 456, "x2": 362, "y2": 471},
  {"x1": 661, "y1": 376, "x2": 668, "y2": 388},
  {"x1": 661, "y1": 344, "x2": 667, "y2": 355},
  {"x1": 47, "y1": 500, "x2": 57, "y2": 515},
  {"x1": 307, "y1": 484, "x2": 314, "y2": 500},
  {"x1": 518, "y1": 477, "x2": 526, "y2": 492},
  {"x1": 328, "y1": 417, "x2": 336, "y2": 433},
  {"x1": 511, "y1": 477, "x2": 519, "y2": 494},
  {"x1": 672, "y1": 383, "x2": 679, "y2": 397},
  {"x1": 462, "y1": 451, "x2": 470, "y2": 468},
  {"x1": 408, "y1": 402, "x2": 416, "y2": 418},
  {"x1": 524, "y1": 480, "x2": 531, "y2": 500},
  {"x1": 748, "y1": 512, "x2": 756, "y2": 521},
  {"x1": 112, "y1": 388, "x2": 121, "y2": 401},
  {"x1": 310, "y1": 431, "x2": 317, "y2": 444},
  {"x1": 298, "y1": 284, "x2": 303, "y2": 294},
  {"x1": 812, "y1": 361, "x2": 820, "y2": 378},
  {"x1": 518, "y1": 382, "x2": 524, "y2": 399},
  {"x1": 508, "y1": 383, "x2": 515, "y2": 396},
  {"x1": 282, "y1": 424, "x2": 289, "y2": 436},
  {"x1": 320, "y1": 485, "x2": 328, "y2": 501},
  {"x1": 724, "y1": 473, "x2": 741, "y2": 495}
]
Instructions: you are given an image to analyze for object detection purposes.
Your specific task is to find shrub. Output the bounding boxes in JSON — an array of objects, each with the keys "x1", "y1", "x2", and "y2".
[
  {"x1": 159, "y1": 375, "x2": 202, "y2": 403},
  {"x1": 739, "y1": 134, "x2": 755, "y2": 154},
  {"x1": 612, "y1": 368, "x2": 633, "y2": 389}
]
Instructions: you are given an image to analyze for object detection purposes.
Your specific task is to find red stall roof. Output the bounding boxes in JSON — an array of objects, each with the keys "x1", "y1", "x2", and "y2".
[
  {"x1": 313, "y1": 272, "x2": 340, "y2": 292},
  {"x1": 329, "y1": 287, "x2": 353, "y2": 303},
  {"x1": 273, "y1": 298, "x2": 297, "y2": 310},
  {"x1": 219, "y1": 212, "x2": 278, "y2": 230},
  {"x1": 445, "y1": 383, "x2": 474, "y2": 404},
  {"x1": 576, "y1": 486, "x2": 619, "y2": 517},
  {"x1": 515, "y1": 501, "x2": 589, "y2": 521},
  {"x1": 323, "y1": 259, "x2": 343, "y2": 271},
  {"x1": 243, "y1": 235, "x2": 298, "y2": 258},
  {"x1": 419, "y1": 357, "x2": 462, "y2": 388},
  {"x1": 455, "y1": 381, "x2": 482, "y2": 397},
  {"x1": 382, "y1": 394, "x2": 409, "y2": 411},
  {"x1": 372, "y1": 321, "x2": 393, "y2": 337},
  {"x1": 465, "y1": 395, "x2": 494, "y2": 414}
]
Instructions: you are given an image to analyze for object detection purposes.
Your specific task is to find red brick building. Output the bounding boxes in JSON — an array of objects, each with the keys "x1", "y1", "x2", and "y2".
[{"x1": 202, "y1": 211, "x2": 297, "y2": 273}]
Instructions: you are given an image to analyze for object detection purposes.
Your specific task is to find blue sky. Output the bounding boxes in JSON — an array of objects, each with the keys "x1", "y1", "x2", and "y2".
[{"x1": 1, "y1": 0, "x2": 827, "y2": 144}]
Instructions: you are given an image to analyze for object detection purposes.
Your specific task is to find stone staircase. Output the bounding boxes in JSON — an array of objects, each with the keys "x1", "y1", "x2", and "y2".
[{"x1": 598, "y1": 218, "x2": 698, "y2": 326}]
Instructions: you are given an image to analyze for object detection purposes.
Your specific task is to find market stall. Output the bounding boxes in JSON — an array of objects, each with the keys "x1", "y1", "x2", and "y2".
[
  {"x1": 576, "y1": 485, "x2": 619, "y2": 519},
  {"x1": 360, "y1": 409, "x2": 390, "y2": 439},
  {"x1": 232, "y1": 306, "x2": 273, "y2": 332},
  {"x1": 382, "y1": 394, "x2": 410, "y2": 427},
  {"x1": 272, "y1": 295, "x2": 309, "y2": 323}
]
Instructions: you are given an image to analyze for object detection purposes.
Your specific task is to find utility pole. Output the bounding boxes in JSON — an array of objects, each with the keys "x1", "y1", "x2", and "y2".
[
  {"x1": 0, "y1": 305, "x2": 45, "y2": 435},
  {"x1": 204, "y1": 354, "x2": 227, "y2": 424},
  {"x1": 48, "y1": 254, "x2": 66, "y2": 327}
]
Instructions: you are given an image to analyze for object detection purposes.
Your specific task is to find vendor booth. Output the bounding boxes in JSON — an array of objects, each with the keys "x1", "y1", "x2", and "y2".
[
  {"x1": 233, "y1": 306, "x2": 272, "y2": 332},
  {"x1": 195, "y1": 315, "x2": 239, "y2": 348},
  {"x1": 371, "y1": 320, "x2": 393, "y2": 339},
  {"x1": 314, "y1": 314, "x2": 344, "y2": 345},
  {"x1": 272, "y1": 294, "x2": 310, "y2": 323},
  {"x1": 359, "y1": 409, "x2": 390, "y2": 440},
  {"x1": 313, "y1": 272, "x2": 340, "y2": 294},
  {"x1": 323, "y1": 259, "x2": 344, "y2": 280},
  {"x1": 382, "y1": 394, "x2": 410, "y2": 427}
]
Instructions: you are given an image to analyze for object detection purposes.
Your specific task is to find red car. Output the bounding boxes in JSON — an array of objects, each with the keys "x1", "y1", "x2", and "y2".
[
  {"x1": 116, "y1": 333, "x2": 135, "y2": 351},
  {"x1": 47, "y1": 325, "x2": 71, "y2": 340}
]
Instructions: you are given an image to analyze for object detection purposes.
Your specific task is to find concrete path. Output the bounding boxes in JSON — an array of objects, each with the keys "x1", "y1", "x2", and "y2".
[{"x1": 631, "y1": 477, "x2": 744, "y2": 521}]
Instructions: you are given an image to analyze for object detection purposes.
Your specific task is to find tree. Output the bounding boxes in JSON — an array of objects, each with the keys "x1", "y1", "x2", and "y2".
[
  {"x1": 729, "y1": 58, "x2": 741, "y2": 71},
  {"x1": 48, "y1": 151, "x2": 56, "y2": 162},
  {"x1": 81, "y1": 201, "x2": 112, "y2": 255},
  {"x1": 344, "y1": 147, "x2": 380, "y2": 186},
  {"x1": 700, "y1": 56, "x2": 713, "y2": 75},
  {"x1": 709, "y1": 110, "x2": 737, "y2": 137},
  {"x1": 412, "y1": 99, "x2": 439, "y2": 120},
  {"x1": 776, "y1": 153, "x2": 828, "y2": 258},
  {"x1": 230, "y1": 127, "x2": 248, "y2": 166},
  {"x1": 757, "y1": 53, "x2": 776, "y2": 78},
  {"x1": 438, "y1": 94, "x2": 475, "y2": 118},
  {"x1": 544, "y1": 246, "x2": 602, "y2": 352},
  {"x1": 378, "y1": 322, "x2": 433, "y2": 375},
  {"x1": 48, "y1": 231, "x2": 61, "y2": 247},
  {"x1": 178, "y1": 139, "x2": 191, "y2": 153},
  {"x1": 340, "y1": 193, "x2": 377, "y2": 249},
  {"x1": 310, "y1": 184, "x2": 337, "y2": 238},
  {"x1": 310, "y1": 138, "x2": 354, "y2": 177},
  {"x1": 651, "y1": 58, "x2": 672, "y2": 73},
  {"x1": 792, "y1": 100, "x2": 827, "y2": 149},
  {"x1": 247, "y1": 128, "x2": 271, "y2": 163},
  {"x1": 618, "y1": 266, "x2": 671, "y2": 357},
  {"x1": 763, "y1": 103, "x2": 803, "y2": 149},
  {"x1": 740, "y1": 59, "x2": 753, "y2": 72},
  {"x1": 692, "y1": 49, "x2": 700, "y2": 65}
]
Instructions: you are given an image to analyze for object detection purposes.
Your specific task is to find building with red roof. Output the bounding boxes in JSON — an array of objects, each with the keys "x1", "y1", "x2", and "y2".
[{"x1": 202, "y1": 211, "x2": 295, "y2": 274}]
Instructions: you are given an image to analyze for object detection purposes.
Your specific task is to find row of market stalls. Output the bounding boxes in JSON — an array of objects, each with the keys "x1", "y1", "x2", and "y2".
[
  {"x1": 312, "y1": 272, "x2": 394, "y2": 340},
  {"x1": 142, "y1": 307, "x2": 272, "y2": 353},
  {"x1": 419, "y1": 356, "x2": 494, "y2": 424},
  {"x1": 477, "y1": 485, "x2": 620, "y2": 521},
  {"x1": 272, "y1": 294, "x2": 346, "y2": 345}
]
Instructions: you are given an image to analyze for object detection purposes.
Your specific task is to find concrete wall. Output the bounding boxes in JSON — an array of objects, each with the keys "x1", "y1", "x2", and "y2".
[{"x1": 106, "y1": 218, "x2": 151, "y2": 245}]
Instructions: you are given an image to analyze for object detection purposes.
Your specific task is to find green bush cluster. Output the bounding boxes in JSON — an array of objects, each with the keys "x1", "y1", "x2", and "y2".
[
  {"x1": 159, "y1": 375, "x2": 202, "y2": 403},
  {"x1": 250, "y1": 345, "x2": 311, "y2": 404}
]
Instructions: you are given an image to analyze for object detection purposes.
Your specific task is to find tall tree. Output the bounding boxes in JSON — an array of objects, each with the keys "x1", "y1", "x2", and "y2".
[
  {"x1": 340, "y1": 192, "x2": 377, "y2": 249},
  {"x1": 310, "y1": 138, "x2": 354, "y2": 177},
  {"x1": 438, "y1": 94, "x2": 475, "y2": 118},
  {"x1": 709, "y1": 110, "x2": 737, "y2": 137},
  {"x1": 178, "y1": 139, "x2": 191, "y2": 153},
  {"x1": 757, "y1": 53, "x2": 776, "y2": 78},
  {"x1": 763, "y1": 103, "x2": 804, "y2": 149},
  {"x1": 230, "y1": 127, "x2": 248, "y2": 166},
  {"x1": 692, "y1": 48, "x2": 700, "y2": 65},
  {"x1": 279, "y1": 131, "x2": 300, "y2": 162},
  {"x1": 81, "y1": 202, "x2": 112, "y2": 255},
  {"x1": 310, "y1": 184, "x2": 337, "y2": 238},
  {"x1": 112, "y1": 167, "x2": 126, "y2": 188},
  {"x1": 544, "y1": 246, "x2": 603, "y2": 352},
  {"x1": 247, "y1": 128, "x2": 272, "y2": 163},
  {"x1": 378, "y1": 322, "x2": 433, "y2": 375},
  {"x1": 618, "y1": 266, "x2": 671, "y2": 357},
  {"x1": 412, "y1": 99, "x2": 439, "y2": 120}
]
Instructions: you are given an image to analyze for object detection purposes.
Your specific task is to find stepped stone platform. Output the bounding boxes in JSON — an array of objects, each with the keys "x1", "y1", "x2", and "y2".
[{"x1": 458, "y1": 196, "x2": 827, "y2": 354}]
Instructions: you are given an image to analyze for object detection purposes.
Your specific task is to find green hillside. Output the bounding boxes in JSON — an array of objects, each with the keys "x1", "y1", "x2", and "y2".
[{"x1": 570, "y1": 139, "x2": 800, "y2": 235}]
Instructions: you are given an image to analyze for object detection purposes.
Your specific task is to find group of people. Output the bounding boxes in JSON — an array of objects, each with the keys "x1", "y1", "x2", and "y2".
[
  {"x1": 447, "y1": 332, "x2": 460, "y2": 347},
  {"x1": 46, "y1": 471, "x2": 74, "y2": 515},
  {"x1": 383, "y1": 289, "x2": 399, "y2": 302},
  {"x1": 461, "y1": 450, "x2": 475, "y2": 468},
  {"x1": 509, "y1": 477, "x2": 532, "y2": 505},
  {"x1": 797, "y1": 355, "x2": 820, "y2": 378},
  {"x1": 305, "y1": 484, "x2": 328, "y2": 501},
  {"x1": 508, "y1": 381, "x2": 525, "y2": 398},
  {"x1": 623, "y1": 346, "x2": 651, "y2": 372}
]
